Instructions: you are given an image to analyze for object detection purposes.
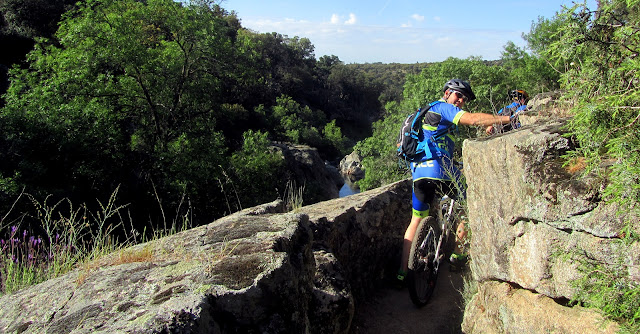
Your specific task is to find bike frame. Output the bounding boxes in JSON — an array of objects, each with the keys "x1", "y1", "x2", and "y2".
[{"x1": 419, "y1": 196, "x2": 456, "y2": 273}]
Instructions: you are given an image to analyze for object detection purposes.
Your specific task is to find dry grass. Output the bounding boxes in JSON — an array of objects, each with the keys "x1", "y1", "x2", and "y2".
[
  {"x1": 565, "y1": 156, "x2": 587, "y2": 174},
  {"x1": 75, "y1": 245, "x2": 154, "y2": 285},
  {"x1": 113, "y1": 246, "x2": 154, "y2": 265}
]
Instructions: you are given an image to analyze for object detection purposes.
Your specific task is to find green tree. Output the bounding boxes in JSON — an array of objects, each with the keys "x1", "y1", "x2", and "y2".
[
  {"x1": 522, "y1": 2, "x2": 640, "y2": 329},
  {"x1": 500, "y1": 41, "x2": 560, "y2": 95},
  {"x1": 322, "y1": 120, "x2": 349, "y2": 157},
  {"x1": 229, "y1": 130, "x2": 285, "y2": 210},
  {"x1": 269, "y1": 95, "x2": 325, "y2": 146},
  {"x1": 0, "y1": 0, "x2": 80, "y2": 104},
  {"x1": 0, "y1": 0, "x2": 246, "y2": 224},
  {"x1": 354, "y1": 100, "x2": 408, "y2": 191}
]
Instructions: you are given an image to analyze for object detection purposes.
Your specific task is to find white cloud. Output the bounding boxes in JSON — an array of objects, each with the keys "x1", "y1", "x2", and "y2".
[
  {"x1": 239, "y1": 16, "x2": 522, "y2": 63},
  {"x1": 345, "y1": 13, "x2": 357, "y2": 25},
  {"x1": 433, "y1": 16, "x2": 441, "y2": 22},
  {"x1": 411, "y1": 14, "x2": 425, "y2": 22}
]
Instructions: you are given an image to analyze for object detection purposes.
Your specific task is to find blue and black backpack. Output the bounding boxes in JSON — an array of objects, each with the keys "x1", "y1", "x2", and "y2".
[
  {"x1": 396, "y1": 101, "x2": 438, "y2": 163},
  {"x1": 396, "y1": 101, "x2": 450, "y2": 166}
]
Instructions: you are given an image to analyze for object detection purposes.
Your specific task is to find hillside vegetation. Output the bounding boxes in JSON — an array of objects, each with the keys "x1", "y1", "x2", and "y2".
[{"x1": 0, "y1": 0, "x2": 385, "y2": 228}]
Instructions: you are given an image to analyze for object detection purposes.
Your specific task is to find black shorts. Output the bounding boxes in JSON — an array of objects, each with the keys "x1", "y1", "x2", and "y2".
[{"x1": 412, "y1": 179, "x2": 459, "y2": 217}]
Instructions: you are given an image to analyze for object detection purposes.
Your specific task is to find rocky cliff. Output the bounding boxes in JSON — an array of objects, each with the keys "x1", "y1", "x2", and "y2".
[{"x1": 461, "y1": 118, "x2": 637, "y2": 333}]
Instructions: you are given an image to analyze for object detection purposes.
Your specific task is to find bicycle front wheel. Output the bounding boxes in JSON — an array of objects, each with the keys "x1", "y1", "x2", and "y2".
[{"x1": 407, "y1": 216, "x2": 441, "y2": 307}]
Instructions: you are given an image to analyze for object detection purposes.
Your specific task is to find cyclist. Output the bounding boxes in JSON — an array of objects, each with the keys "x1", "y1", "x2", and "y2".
[
  {"x1": 485, "y1": 89, "x2": 529, "y2": 134},
  {"x1": 398, "y1": 79, "x2": 518, "y2": 282}
]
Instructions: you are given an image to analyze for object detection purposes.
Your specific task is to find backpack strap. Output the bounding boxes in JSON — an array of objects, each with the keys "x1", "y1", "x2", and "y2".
[{"x1": 424, "y1": 100, "x2": 449, "y2": 140}]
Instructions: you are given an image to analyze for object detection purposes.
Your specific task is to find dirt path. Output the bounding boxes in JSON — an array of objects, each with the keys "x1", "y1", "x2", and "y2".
[{"x1": 350, "y1": 270, "x2": 466, "y2": 334}]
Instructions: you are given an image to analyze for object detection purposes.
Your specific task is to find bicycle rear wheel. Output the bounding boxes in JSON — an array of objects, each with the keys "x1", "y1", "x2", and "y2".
[{"x1": 407, "y1": 216, "x2": 441, "y2": 307}]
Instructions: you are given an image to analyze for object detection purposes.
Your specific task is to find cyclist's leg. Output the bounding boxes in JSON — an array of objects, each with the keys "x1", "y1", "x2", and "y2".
[
  {"x1": 401, "y1": 178, "x2": 437, "y2": 274},
  {"x1": 452, "y1": 171, "x2": 469, "y2": 257},
  {"x1": 454, "y1": 220, "x2": 467, "y2": 255}
]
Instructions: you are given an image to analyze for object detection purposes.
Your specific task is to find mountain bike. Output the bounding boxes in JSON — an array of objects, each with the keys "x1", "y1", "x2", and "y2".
[{"x1": 407, "y1": 195, "x2": 459, "y2": 307}]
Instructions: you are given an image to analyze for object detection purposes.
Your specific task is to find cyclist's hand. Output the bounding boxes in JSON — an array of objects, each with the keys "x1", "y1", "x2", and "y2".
[{"x1": 485, "y1": 125, "x2": 495, "y2": 135}]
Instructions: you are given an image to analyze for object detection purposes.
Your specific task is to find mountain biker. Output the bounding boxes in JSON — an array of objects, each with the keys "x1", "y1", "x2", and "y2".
[
  {"x1": 485, "y1": 89, "x2": 529, "y2": 135},
  {"x1": 398, "y1": 79, "x2": 518, "y2": 282}
]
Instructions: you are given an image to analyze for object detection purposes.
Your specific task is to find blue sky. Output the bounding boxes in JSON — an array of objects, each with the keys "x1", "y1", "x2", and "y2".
[{"x1": 217, "y1": 0, "x2": 598, "y2": 64}]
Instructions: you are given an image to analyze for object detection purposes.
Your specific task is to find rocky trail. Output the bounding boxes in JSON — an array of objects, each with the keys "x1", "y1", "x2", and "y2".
[{"x1": 350, "y1": 269, "x2": 466, "y2": 334}]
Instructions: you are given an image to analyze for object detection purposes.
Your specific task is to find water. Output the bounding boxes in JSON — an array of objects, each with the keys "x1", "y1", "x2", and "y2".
[{"x1": 339, "y1": 178, "x2": 360, "y2": 197}]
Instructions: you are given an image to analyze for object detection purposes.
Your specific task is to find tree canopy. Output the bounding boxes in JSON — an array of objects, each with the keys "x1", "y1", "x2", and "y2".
[{"x1": 0, "y1": 0, "x2": 384, "y2": 227}]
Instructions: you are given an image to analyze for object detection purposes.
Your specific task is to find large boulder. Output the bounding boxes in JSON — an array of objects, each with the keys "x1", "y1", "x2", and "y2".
[
  {"x1": 272, "y1": 142, "x2": 340, "y2": 204},
  {"x1": 339, "y1": 151, "x2": 365, "y2": 182},
  {"x1": 0, "y1": 180, "x2": 411, "y2": 333},
  {"x1": 461, "y1": 119, "x2": 634, "y2": 332},
  {"x1": 0, "y1": 202, "x2": 317, "y2": 334},
  {"x1": 463, "y1": 281, "x2": 619, "y2": 333},
  {"x1": 305, "y1": 178, "x2": 411, "y2": 298}
]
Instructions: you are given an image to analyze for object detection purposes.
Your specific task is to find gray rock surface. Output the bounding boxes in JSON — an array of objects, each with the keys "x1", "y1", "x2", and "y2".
[
  {"x1": 339, "y1": 151, "x2": 365, "y2": 182},
  {"x1": 461, "y1": 119, "x2": 633, "y2": 332},
  {"x1": 0, "y1": 180, "x2": 411, "y2": 334},
  {"x1": 463, "y1": 281, "x2": 619, "y2": 333}
]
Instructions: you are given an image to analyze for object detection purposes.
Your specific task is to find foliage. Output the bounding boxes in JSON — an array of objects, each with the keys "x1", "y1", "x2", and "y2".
[
  {"x1": 322, "y1": 120, "x2": 349, "y2": 157},
  {"x1": 523, "y1": 1, "x2": 640, "y2": 328},
  {"x1": 500, "y1": 41, "x2": 561, "y2": 94},
  {"x1": 0, "y1": 185, "x2": 199, "y2": 295},
  {"x1": 346, "y1": 62, "x2": 433, "y2": 104},
  {"x1": 570, "y1": 244, "x2": 640, "y2": 332},
  {"x1": 543, "y1": 1, "x2": 640, "y2": 211},
  {"x1": 0, "y1": 0, "x2": 377, "y2": 227},
  {"x1": 353, "y1": 101, "x2": 408, "y2": 190},
  {"x1": 270, "y1": 95, "x2": 326, "y2": 145},
  {"x1": 0, "y1": 0, "x2": 77, "y2": 38},
  {"x1": 0, "y1": 0, "x2": 244, "y2": 225},
  {"x1": 0, "y1": 0, "x2": 80, "y2": 103},
  {"x1": 0, "y1": 189, "x2": 132, "y2": 295},
  {"x1": 229, "y1": 130, "x2": 285, "y2": 211}
]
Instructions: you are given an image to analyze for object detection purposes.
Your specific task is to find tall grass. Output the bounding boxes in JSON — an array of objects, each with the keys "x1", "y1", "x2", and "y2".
[
  {"x1": 284, "y1": 180, "x2": 305, "y2": 212},
  {"x1": 0, "y1": 186, "x2": 191, "y2": 296}
]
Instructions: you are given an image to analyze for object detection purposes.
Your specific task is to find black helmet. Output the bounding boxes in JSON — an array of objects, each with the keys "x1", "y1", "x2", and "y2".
[
  {"x1": 508, "y1": 89, "x2": 529, "y2": 101},
  {"x1": 443, "y1": 79, "x2": 476, "y2": 101}
]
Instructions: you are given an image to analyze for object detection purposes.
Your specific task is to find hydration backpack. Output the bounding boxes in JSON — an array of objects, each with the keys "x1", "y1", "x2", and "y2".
[
  {"x1": 494, "y1": 103, "x2": 524, "y2": 134},
  {"x1": 396, "y1": 101, "x2": 441, "y2": 163}
]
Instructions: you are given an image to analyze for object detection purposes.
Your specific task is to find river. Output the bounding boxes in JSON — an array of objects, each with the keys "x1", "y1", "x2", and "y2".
[{"x1": 339, "y1": 177, "x2": 360, "y2": 197}]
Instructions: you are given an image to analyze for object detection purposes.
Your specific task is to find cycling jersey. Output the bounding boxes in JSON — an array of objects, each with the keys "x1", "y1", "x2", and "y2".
[
  {"x1": 410, "y1": 99, "x2": 465, "y2": 217},
  {"x1": 419, "y1": 99, "x2": 465, "y2": 160},
  {"x1": 497, "y1": 102, "x2": 527, "y2": 115}
]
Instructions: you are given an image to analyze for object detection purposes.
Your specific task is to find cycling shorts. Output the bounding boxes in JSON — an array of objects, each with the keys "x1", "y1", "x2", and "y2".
[{"x1": 410, "y1": 158, "x2": 464, "y2": 218}]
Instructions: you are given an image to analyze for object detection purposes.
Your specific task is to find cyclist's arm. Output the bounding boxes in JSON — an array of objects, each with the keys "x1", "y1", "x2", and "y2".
[{"x1": 458, "y1": 112, "x2": 510, "y2": 127}]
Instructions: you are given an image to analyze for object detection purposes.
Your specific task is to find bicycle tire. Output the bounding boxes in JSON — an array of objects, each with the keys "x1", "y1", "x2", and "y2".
[{"x1": 407, "y1": 216, "x2": 441, "y2": 307}]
